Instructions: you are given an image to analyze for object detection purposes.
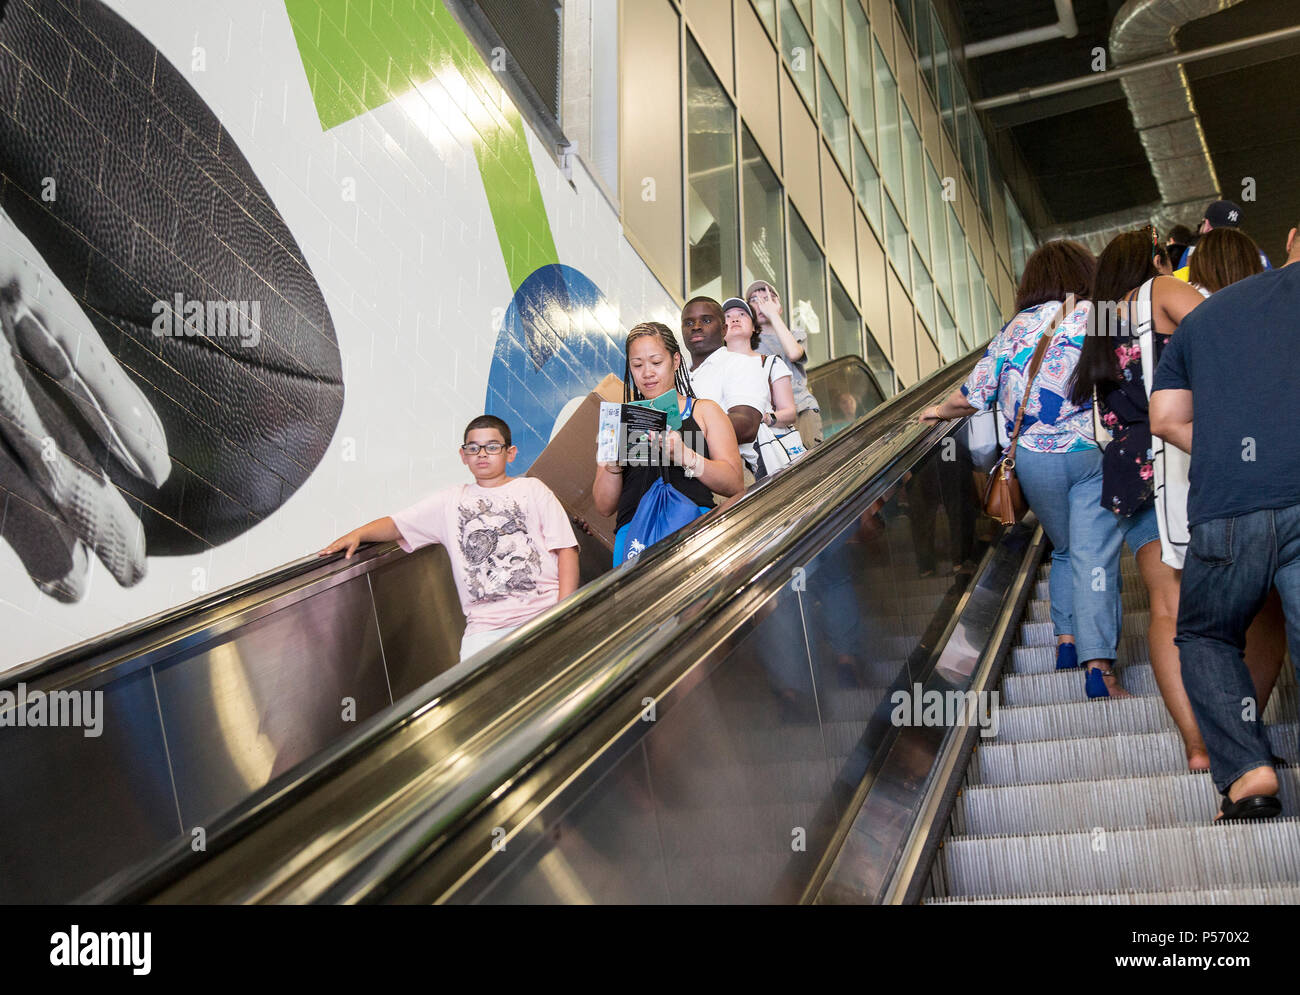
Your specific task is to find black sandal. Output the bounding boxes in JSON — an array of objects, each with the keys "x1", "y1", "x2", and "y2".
[{"x1": 1217, "y1": 794, "x2": 1282, "y2": 822}]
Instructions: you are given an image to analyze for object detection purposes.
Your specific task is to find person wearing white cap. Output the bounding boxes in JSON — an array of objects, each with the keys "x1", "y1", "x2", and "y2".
[{"x1": 744, "y1": 280, "x2": 823, "y2": 448}]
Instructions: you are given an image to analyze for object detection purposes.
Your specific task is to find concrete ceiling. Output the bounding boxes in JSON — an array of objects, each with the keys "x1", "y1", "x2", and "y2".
[{"x1": 959, "y1": 0, "x2": 1300, "y2": 265}]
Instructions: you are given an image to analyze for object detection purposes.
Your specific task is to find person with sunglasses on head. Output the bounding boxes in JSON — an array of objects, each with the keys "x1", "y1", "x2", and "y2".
[{"x1": 320, "y1": 415, "x2": 578, "y2": 661}]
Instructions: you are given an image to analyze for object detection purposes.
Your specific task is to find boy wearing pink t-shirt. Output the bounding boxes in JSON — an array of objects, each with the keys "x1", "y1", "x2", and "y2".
[{"x1": 320, "y1": 416, "x2": 579, "y2": 660}]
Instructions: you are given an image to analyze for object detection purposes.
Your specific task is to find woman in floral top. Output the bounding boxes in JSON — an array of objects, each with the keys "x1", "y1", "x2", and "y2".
[
  {"x1": 924, "y1": 240, "x2": 1133, "y2": 699},
  {"x1": 1072, "y1": 229, "x2": 1207, "y2": 764}
]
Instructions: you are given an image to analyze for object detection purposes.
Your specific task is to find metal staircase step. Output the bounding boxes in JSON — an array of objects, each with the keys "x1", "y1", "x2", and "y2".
[
  {"x1": 956, "y1": 765, "x2": 1300, "y2": 836},
  {"x1": 937, "y1": 819, "x2": 1300, "y2": 898}
]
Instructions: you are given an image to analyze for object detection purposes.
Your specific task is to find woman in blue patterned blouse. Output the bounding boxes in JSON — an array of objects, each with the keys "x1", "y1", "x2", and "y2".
[{"x1": 923, "y1": 241, "x2": 1130, "y2": 699}]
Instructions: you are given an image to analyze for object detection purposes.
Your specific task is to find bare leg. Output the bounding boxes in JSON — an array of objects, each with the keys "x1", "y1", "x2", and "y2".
[
  {"x1": 1136, "y1": 542, "x2": 1209, "y2": 769},
  {"x1": 1244, "y1": 588, "x2": 1286, "y2": 717}
]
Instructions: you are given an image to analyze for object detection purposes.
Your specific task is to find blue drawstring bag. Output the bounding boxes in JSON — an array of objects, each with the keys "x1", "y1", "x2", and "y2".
[{"x1": 614, "y1": 470, "x2": 710, "y2": 565}]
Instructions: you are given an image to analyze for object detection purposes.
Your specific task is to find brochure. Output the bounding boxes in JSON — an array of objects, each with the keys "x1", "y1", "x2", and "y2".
[{"x1": 597, "y1": 401, "x2": 669, "y2": 465}]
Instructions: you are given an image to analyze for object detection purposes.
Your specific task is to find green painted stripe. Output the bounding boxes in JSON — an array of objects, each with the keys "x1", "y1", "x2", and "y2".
[{"x1": 284, "y1": 0, "x2": 560, "y2": 292}]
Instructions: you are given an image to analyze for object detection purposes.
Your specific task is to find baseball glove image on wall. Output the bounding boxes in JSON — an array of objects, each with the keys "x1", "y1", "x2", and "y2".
[{"x1": 0, "y1": 0, "x2": 344, "y2": 602}]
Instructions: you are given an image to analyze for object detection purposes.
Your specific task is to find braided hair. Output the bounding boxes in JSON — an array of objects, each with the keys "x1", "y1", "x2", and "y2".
[{"x1": 623, "y1": 321, "x2": 696, "y2": 402}]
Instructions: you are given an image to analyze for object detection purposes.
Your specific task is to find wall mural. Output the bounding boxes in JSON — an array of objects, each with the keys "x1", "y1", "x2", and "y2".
[{"x1": 0, "y1": 0, "x2": 674, "y2": 667}]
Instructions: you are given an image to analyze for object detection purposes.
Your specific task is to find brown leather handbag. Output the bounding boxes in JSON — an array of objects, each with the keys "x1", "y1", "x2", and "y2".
[{"x1": 981, "y1": 297, "x2": 1074, "y2": 525}]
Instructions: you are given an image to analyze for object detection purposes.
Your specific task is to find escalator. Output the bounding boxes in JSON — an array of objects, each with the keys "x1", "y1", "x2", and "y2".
[
  {"x1": 75, "y1": 352, "x2": 1023, "y2": 903},
  {"x1": 0, "y1": 353, "x2": 888, "y2": 903},
  {"x1": 928, "y1": 551, "x2": 1300, "y2": 904},
  {"x1": 15, "y1": 348, "x2": 1297, "y2": 904}
]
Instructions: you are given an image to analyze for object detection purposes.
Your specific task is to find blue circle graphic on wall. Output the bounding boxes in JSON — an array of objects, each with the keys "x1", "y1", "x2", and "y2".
[{"x1": 485, "y1": 264, "x2": 626, "y2": 472}]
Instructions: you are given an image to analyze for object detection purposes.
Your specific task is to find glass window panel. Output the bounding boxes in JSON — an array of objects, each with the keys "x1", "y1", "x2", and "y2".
[
  {"x1": 987, "y1": 286, "x2": 1002, "y2": 344},
  {"x1": 949, "y1": 208, "x2": 972, "y2": 343},
  {"x1": 816, "y1": 0, "x2": 846, "y2": 94},
  {"x1": 892, "y1": 0, "x2": 914, "y2": 44},
  {"x1": 789, "y1": 206, "x2": 829, "y2": 366},
  {"x1": 953, "y1": 73, "x2": 974, "y2": 184},
  {"x1": 846, "y1": 0, "x2": 875, "y2": 158},
  {"x1": 937, "y1": 297, "x2": 958, "y2": 362},
  {"x1": 686, "y1": 37, "x2": 739, "y2": 302},
  {"x1": 1004, "y1": 184, "x2": 1033, "y2": 280},
  {"x1": 792, "y1": 0, "x2": 814, "y2": 29},
  {"x1": 873, "y1": 39, "x2": 902, "y2": 200},
  {"x1": 911, "y1": 247, "x2": 935, "y2": 337},
  {"x1": 901, "y1": 108, "x2": 928, "y2": 263},
  {"x1": 819, "y1": 60, "x2": 851, "y2": 169},
  {"x1": 753, "y1": 0, "x2": 777, "y2": 36},
  {"x1": 927, "y1": 157, "x2": 950, "y2": 306},
  {"x1": 884, "y1": 192, "x2": 909, "y2": 286},
  {"x1": 854, "y1": 131, "x2": 882, "y2": 235},
  {"x1": 974, "y1": 133, "x2": 992, "y2": 223},
  {"x1": 914, "y1": 0, "x2": 936, "y2": 98},
  {"x1": 779, "y1": 0, "x2": 817, "y2": 108},
  {"x1": 830, "y1": 273, "x2": 862, "y2": 359},
  {"x1": 741, "y1": 127, "x2": 786, "y2": 300},
  {"x1": 864, "y1": 328, "x2": 894, "y2": 396},
  {"x1": 966, "y1": 245, "x2": 984, "y2": 343},
  {"x1": 935, "y1": 24, "x2": 955, "y2": 140}
]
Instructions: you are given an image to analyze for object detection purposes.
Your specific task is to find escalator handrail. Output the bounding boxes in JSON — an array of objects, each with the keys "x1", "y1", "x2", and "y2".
[{"x1": 90, "y1": 348, "x2": 987, "y2": 904}]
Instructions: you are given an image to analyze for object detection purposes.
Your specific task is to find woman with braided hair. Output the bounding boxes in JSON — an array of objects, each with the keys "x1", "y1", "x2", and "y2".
[{"x1": 592, "y1": 322, "x2": 743, "y2": 562}]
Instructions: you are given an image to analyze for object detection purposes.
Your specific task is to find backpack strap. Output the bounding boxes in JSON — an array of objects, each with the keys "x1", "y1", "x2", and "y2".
[{"x1": 1135, "y1": 277, "x2": 1155, "y2": 338}]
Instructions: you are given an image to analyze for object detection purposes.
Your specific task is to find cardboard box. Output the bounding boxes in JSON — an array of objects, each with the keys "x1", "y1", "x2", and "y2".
[{"x1": 528, "y1": 374, "x2": 624, "y2": 581}]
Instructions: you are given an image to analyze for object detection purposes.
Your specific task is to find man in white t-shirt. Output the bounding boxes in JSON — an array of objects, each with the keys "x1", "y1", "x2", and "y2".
[
  {"x1": 681, "y1": 297, "x2": 768, "y2": 474},
  {"x1": 320, "y1": 416, "x2": 578, "y2": 660}
]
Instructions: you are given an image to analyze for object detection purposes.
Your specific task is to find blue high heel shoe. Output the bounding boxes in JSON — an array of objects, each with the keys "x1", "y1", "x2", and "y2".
[
  {"x1": 1055, "y1": 643, "x2": 1079, "y2": 670},
  {"x1": 1085, "y1": 665, "x2": 1116, "y2": 699}
]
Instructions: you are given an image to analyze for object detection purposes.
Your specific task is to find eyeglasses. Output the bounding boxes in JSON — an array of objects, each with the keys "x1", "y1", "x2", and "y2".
[{"x1": 461, "y1": 442, "x2": 507, "y2": 455}]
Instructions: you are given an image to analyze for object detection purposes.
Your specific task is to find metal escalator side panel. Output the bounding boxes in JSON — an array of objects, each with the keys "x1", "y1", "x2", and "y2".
[{"x1": 100, "y1": 351, "x2": 986, "y2": 904}]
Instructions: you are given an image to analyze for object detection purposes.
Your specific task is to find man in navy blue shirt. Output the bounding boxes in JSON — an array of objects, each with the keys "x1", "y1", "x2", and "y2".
[{"x1": 1151, "y1": 221, "x2": 1300, "y2": 823}]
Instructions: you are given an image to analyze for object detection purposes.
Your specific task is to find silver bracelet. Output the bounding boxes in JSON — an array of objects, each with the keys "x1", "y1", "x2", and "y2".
[{"x1": 683, "y1": 449, "x2": 699, "y2": 478}]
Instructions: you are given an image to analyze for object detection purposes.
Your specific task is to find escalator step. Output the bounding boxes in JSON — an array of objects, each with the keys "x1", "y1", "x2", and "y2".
[
  {"x1": 927, "y1": 884, "x2": 1300, "y2": 905},
  {"x1": 993, "y1": 694, "x2": 1175, "y2": 743},
  {"x1": 938, "y1": 819, "x2": 1300, "y2": 898},
  {"x1": 991, "y1": 685, "x2": 1298, "y2": 745},
  {"x1": 1029, "y1": 583, "x2": 1148, "y2": 611},
  {"x1": 1000, "y1": 663, "x2": 1159, "y2": 706},
  {"x1": 956, "y1": 765, "x2": 1300, "y2": 836},
  {"x1": 932, "y1": 554, "x2": 1300, "y2": 903},
  {"x1": 970, "y1": 724, "x2": 1299, "y2": 786},
  {"x1": 971, "y1": 729, "x2": 1201, "y2": 787},
  {"x1": 1011, "y1": 636, "x2": 1150, "y2": 675},
  {"x1": 1035, "y1": 566, "x2": 1141, "y2": 587},
  {"x1": 1019, "y1": 614, "x2": 1150, "y2": 649}
]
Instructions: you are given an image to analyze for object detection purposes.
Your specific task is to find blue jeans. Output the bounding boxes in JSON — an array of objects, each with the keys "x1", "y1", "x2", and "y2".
[
  {"x1": 1013, "y1": 446, "x2": 1125, "y2": 662},
  {"x1": 1176, "y1": 505, "x2": 1300, "y2": 795}
]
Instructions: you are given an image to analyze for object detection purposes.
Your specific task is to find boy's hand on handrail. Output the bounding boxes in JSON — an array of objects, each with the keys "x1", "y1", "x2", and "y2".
[
  {"x1": 318, "y1": 529, "x2": 365, "y2": 559},
  {"x1": 318, "y1": 516, "x2": 400, "y2": 559}
]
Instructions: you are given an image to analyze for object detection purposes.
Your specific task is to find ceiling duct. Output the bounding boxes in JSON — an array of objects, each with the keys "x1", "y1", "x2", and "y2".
[{"x1": 1037, "y1": 0, "x2": 1248, "y2": 252}]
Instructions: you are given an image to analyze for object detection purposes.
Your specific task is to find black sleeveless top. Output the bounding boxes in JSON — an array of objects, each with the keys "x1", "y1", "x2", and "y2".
[
  {"x1": 1096, "y1": 306, "x2": 1170, "y2": 518},
  {"x1": 616, "y1": 397, "x2": 715, "y2": 530}
]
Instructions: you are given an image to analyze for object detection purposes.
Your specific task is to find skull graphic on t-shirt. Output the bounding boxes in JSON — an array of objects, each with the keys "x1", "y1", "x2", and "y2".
[{"x1": 457, "y1": 496, "x2": 544, "y2": 602}]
